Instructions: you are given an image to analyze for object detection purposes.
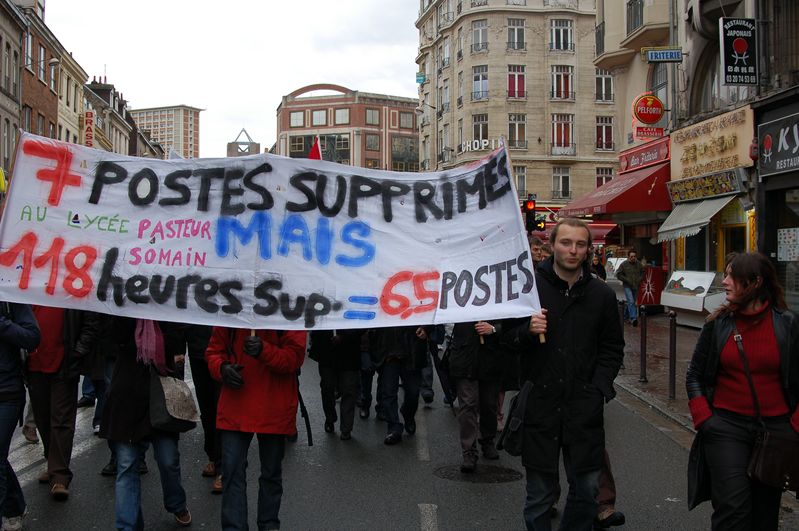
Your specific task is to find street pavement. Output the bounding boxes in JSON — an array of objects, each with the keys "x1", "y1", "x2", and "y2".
[{"x1": 7, "y1": 322, "x2": 799, "y2": 530}]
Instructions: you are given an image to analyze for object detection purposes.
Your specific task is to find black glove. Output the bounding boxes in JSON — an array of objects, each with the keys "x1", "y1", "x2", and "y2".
[
  {"x1": 220, "y1": 362, "x2": 244, "y2": 389},
  {"x1": 244, "y1": 336, "x2": 263, "y2": 359}
]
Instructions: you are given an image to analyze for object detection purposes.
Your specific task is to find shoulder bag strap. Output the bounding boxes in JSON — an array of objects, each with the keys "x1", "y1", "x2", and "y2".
[{"x1": 731, "y1": 323, "x2": 762, "y2": 423}]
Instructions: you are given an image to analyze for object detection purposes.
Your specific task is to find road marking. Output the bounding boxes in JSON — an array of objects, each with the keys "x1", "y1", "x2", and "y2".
[
  {"x1": 418, "y1": 503, "x2": 438, "y2": 531},
  {"x1": 10, "y1": 373, "x2": 198, "y2": 486},
  {"x1": 416, "y1": 411, "x2": 430, "y2": 462}
]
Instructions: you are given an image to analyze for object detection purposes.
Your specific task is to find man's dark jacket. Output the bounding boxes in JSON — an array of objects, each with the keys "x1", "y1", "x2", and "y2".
[
  {"x1": 503, "y1": 257, "x2": 624, "y2": 473},
  {"x1": 59, "y1": 309, "x2": 104, "y2": 379},
  {"x1": 0, "y1": 303, "x2": 40, "y2": 398},
  {"x1": 448, "y1": 321, "x2": 504, "y2": 381}
]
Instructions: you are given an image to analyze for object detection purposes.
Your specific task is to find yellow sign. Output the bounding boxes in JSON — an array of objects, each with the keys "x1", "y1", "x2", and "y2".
[{"x1": 670, "y1": 107, "x2": 754, "y2": 180}]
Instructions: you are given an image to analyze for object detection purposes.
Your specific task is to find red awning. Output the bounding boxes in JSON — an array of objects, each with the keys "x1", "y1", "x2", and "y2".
[
  {"x1": 559, "y1": 161, "x2": 672, "y2": 217},
  {"x1": 530, "y1": 222, "x2": 618, "y2": 244}
]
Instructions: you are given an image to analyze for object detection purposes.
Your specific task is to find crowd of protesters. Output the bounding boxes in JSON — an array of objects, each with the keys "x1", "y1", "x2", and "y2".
[{"x1": 0, "y1": 218, "x2": 795, "y2": 531}]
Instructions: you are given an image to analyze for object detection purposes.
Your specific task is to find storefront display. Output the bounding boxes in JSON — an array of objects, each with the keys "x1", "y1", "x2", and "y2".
[
  {"x1": 660, "y1": 270, "x2": 726, "y2": 327},
  {"x1": 754, "y1": 89, "x2": 799, "y2": 314}
]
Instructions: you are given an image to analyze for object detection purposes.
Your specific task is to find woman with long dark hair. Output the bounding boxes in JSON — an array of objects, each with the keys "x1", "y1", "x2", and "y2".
[{"x1": 686, "y1": 252, "x2": 799, "y2": 530}]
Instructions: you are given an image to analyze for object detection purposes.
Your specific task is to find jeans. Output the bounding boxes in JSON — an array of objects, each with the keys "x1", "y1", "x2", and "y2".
[
  {"x1": 380, "y1": 360, "x2": 421, "y2": 436},
  {"x1": 524, "y1": 451, "x2": 600, "y2": 531},
  {"x1": 0, "y1": 399, "x2": 24, "y2": 519},
  {"x1": 81, "y1": 376, "x2": 96, "y2": 400},
  {"x1": 623, "y1": 286, "x2": 638, "y2": 322},
  {"x1": 115, "y1": 435, "x2": 187, "y2": 531},
  {"x1": 702, "y1": 409, "x2": 789, "y2": 531},
  {"x1": 221, "y1": 430, "x2": 285, "y2": 531}
]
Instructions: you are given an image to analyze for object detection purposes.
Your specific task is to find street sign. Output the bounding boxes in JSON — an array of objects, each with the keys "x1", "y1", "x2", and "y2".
[
  {"x1": 416, "y1": 72, "x2": 426, "y2": 84},
  {"x1": 632, "y1": 94, "x2": 665, "y2": 125},
  {"x1": 641, "y1": 47, "x2": 683, "y2": 63},
  {"x1": 636, "y1": 126, "x2": 665, "y2": 138}
]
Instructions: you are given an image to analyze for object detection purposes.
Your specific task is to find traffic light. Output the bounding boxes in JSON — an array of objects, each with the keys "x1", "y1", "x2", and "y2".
[
  {"x1": 523, "y1": 196, "x2": 536, "y2": 232},
  {"x1": 534, "y1": 218, "x2": 546, "y2": 231}
]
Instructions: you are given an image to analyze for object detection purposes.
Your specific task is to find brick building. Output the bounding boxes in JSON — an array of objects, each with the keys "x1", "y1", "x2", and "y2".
[{"x1": 275, "y1": 83, "x2": 419, "y2": 171}]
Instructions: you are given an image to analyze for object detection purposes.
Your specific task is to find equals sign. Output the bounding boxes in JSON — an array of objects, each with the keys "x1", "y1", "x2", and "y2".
[{"x1": 343, "y1": 296, "x2": 378, "y2": 321}]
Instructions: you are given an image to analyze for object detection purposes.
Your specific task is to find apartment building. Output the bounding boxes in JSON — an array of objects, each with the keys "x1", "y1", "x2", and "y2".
[
  {"x1": 415, "y1": 0, "x2": 619, "y2": 208},
  {"x1": 129, "y1": 104, "x2": 202, "y2": 159},
  {"x1": 276, "y1": 83, "x2": 419, "y2": 170}
]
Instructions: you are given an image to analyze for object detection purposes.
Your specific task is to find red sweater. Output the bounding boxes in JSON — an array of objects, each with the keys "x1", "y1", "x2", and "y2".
[
  {"x1": 28, "y1": 306, "x2": 65, "y2": 373},
  {"x1": 713, "y1": 303, "x2": 789, "y2": 417}
]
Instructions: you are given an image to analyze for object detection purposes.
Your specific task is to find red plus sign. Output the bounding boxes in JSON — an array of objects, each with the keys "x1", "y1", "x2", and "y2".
[{"x1": 22, "y1": 139, "x2": 82, "y2": 206}]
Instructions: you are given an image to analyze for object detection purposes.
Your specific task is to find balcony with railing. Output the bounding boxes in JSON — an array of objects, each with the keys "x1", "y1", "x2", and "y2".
[
  {"x1": 471, "y1": 90, "x2": 489, "y2": 101},
  {"x1": 595, "y1": 21, "x2": 605, "y2": 57},
  {"x1": 471, "y1": 0, "x2": 488, "y2": 6},
  {"x1": 507, "y1": 140, "x2": 528, "y2": 149},
  {"x1": 507, "y1": 41, "x2": 527, "y2": 51},
  {"x1": 544, "y1": 0, "x2": 579, "y2": 7},
  {"x1": 550, "y1": 90, "x2": 576, "y2": 101},
  {"x1": 507, "y1": 90, "x2": 526, "y2": 99},
  {"x1": 596, "y1": 140, "x2": 615, "y2": 151},
  {"x1": 552, "y1": 189, "x2": 573, "y2": 200},
  {"x1": 550, "y1": 143, "x2": 576, "y2": 156},
  {"x1": 627, "y1": 0, "x2": 643, "y2": 35},
  {"x1": 471, "y1": 42, "x2": 489, "y2": 53},
  {"x1": 549, "y1": 42, "x2": 575, "y2": 52},
  {"x1": 438, "y1": 12, "x2": 454, "y2": 29},
  {"x1": 596, "y1": 92, "x2": 614, "y2": 103},
  {"x1": 507, "y1": 0, "x2": 526, "y2": 5},
  {"x1": 619, "y1": 0, "x2": 670, "y2": 53}
]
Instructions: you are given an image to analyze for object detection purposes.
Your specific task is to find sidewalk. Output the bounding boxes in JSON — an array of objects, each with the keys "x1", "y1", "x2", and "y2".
[{"x1": 615, "y1": 312, "x2": 698, "y2": 433}]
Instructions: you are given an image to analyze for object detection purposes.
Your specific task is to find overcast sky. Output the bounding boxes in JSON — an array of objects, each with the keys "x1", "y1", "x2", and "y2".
[{"x1": 44, "y1": 0, "x2": 421, "y2": 158}]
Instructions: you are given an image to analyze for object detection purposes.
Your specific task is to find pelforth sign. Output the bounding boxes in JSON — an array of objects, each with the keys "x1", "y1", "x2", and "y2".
[{"x1": 719, "y1": 18, "x2": 758, "y2": 85}]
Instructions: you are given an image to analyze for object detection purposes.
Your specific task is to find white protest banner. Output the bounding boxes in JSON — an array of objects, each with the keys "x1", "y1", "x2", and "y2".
[{"x1": 0, "y1": 132, "x2": 539, "y2": 329}]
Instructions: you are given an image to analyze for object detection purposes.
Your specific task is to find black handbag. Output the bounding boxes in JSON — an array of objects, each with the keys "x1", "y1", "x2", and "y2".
[
  {"x1": 149, "y1": 368, "x2": 199, "y2": 433},
  {"x1": 731, "y1": 326, "x2": 799, "y2": 491},
  {"x1": 687, "y1": 431, "x2": 711, "y2": 510},
  {"x1": 496, "y1": 380, "x2": 533, "y2": 456}
]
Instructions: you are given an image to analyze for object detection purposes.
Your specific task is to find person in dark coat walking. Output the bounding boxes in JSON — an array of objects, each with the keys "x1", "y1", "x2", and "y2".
[
  {"x1": 504, "y1": 218, "x2": 624, "y2": 531},
  {"x1": 309, "y1": 329, "x2": 363, "y2": 440},
  {"x1": 448, "y1": 320, "x2": 504, "y2": 472},
  {"x1": 0, "y1": 301, "x2": 39, "y2": 531},
  {"x1": 27, "y1": 307, "x2": 103, "y2": 500},
  {"x1": 369, "y1": 326, "x2": 429, "y2": 445},
  {"x1": 99, "y1": 317, "x2": 192, "y2": 531}
]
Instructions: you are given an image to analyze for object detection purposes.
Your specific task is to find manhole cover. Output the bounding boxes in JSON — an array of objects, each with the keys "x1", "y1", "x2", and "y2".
[{"x1": 434, "y1": 464, "x2": 523, "y2": 483}]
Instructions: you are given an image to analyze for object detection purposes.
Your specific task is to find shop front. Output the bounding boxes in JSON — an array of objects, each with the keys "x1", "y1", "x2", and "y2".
[
  {"x1": 560, "y1": 137, "x2": 673, "y2": 305},
  {"x1": 657, "y1": 106, "x2": 757, "y2": 326},
  {"x1": 754, "y1": 87, "x2": 799, "y2": 313}
]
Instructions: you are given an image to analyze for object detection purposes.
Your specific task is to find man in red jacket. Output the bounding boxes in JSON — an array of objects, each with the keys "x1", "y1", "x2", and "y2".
[{"x1": 205, "y1": 327, "x2": 306, "y2": 531}]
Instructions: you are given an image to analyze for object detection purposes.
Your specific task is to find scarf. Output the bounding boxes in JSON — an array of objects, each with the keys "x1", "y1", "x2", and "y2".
[{"x1": 134, "y1": 319, "x2": 167, "y2": 375}]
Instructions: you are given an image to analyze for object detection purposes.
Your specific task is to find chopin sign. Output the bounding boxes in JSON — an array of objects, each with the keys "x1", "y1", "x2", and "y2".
[{"x1": 719, "y1": 18, "x2": 758, "y2": 85}]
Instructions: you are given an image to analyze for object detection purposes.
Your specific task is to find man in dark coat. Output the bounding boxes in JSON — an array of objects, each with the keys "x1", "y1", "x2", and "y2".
[
  {"x1": 309, "y1": 329, "x2": 363, "y2": 440},
  {"x1": 504, "y1": 218, "x2": 624, "y2": 531},
  {"x1": 369, "y1": 326, "x2": 429, "y2": 445},
  {"x1": 27, "y1": 307, "x2": 103, "y2": 500},
  {"x1": 448, "y1": 320, "x2": 504, "y2": 472}
]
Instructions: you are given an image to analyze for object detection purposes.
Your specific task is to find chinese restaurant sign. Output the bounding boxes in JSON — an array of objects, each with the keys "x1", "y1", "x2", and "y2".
[
  {"x1": 0, "y1": 133, "x2": 539, "y2": 330},
  {"x1": 666, "y1": 169, "x2": 744, "y2": 204},
  {"x1": 670, "y1": 107, "x2": 754, "y2": 180}
]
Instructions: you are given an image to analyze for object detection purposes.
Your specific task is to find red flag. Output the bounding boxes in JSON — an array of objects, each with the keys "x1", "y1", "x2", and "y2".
[{"x1": 308, "y1": 136, "x2": 322, "y2": 160}]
